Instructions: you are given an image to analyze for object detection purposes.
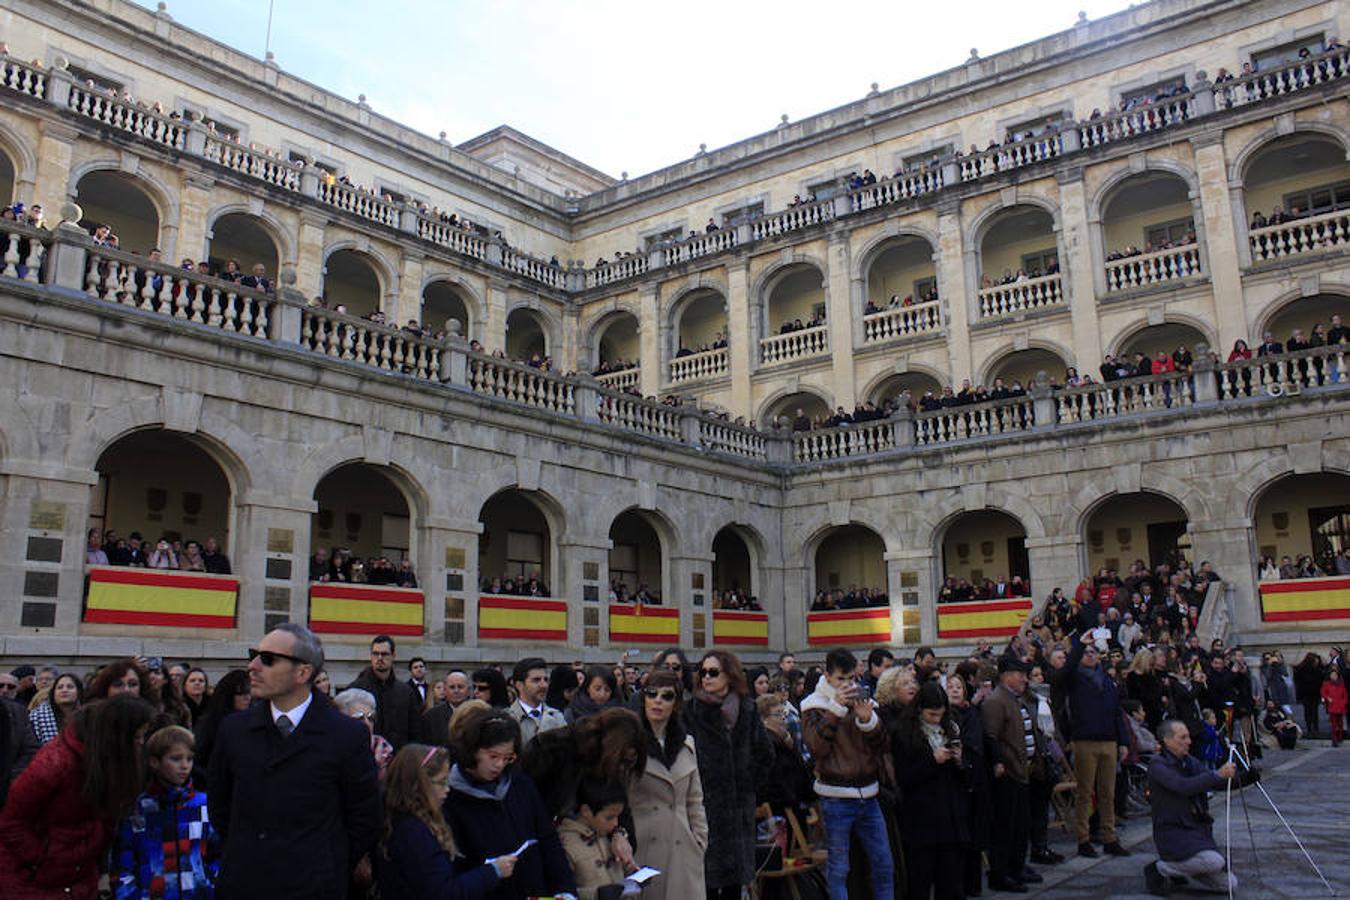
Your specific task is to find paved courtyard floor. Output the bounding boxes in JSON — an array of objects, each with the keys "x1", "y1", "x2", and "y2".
[{"x1": 1005, "y1": 743, "x2": 1347, "y2": 898}]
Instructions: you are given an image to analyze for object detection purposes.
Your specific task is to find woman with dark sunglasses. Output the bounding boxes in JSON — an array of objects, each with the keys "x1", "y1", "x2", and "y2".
[
  {"x1": 190, "y1": 669, "x2": 252, "y2": 790},
  {"x1": 629, "y1": 670, "x2": 707, "y2": 900},
  {"x1": 684, "y1": 650, "x2": 773, "y2": 900}
]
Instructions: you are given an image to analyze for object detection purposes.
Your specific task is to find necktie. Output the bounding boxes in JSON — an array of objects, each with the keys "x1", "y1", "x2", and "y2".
[
  {"x1": 277, "y1": 714, "x2": 294, "y2": 738},
  {"x1": 529, "y1": 708, "x2": 542, "y2": 720}
]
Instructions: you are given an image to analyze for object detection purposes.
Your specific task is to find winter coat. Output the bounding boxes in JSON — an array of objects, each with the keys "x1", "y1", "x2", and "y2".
[
  {"x1": 442, "y1": 767, "x2": 576, "y2": 900},
  {"x1": 506, "y1": 699, "x2": 568, "y2": 745},
  {"x1": 892, "y1": 721, "x2": 970, "y2": 847},
  {"x1": 349, "y1": 668, "x2": 421, "y2": 751},
  {"x1": 1147, "y1": 749, "x2": 1225, "y2": 862},
  {"x1": 628, "y1": 734, "x2": 707, "y2": 900},
  {"x1": 684, "y1": 693, "x2": 773, "y2": 890},
  {"x1": 1321, "y1": 679, "x2": 1349, "y2": 715},
  {"x1": 374, "y1": 812, "x2": 498, "y2": 900},
  {"x1": 112, "y1": 781, "x2": 218, "y2": 899},
  {"x1": 557, "y1": 817, "x2": 626, "y2": 900},
  {"x1": 1264, "y1": 663, "x2": 1293, "y2": 708},
  {"x1": 0, "y1": 697, "x2": 38, "y2": 809},
  {"x1": 1053, "y1": 638, "x2": 1129, "y2": 746},
  {"x1": 800, "y1": 679, "x2": 886, "y2": 797},
  {"x1": 1126, "y1": 671, "x2": 1167, "y2": 730},
  {"x1": 1293, "y1": 661, "x2": 1327, "y2": 705},
  {"x1": 0, "y1": 728, "x2": 108, "y2": 900},
  {"x1": 563, "y1": 693, "x2": 622, "y2": 725},
  {"x1": 1165, "y1": 676, "x2": 1205, "y2": 743}
]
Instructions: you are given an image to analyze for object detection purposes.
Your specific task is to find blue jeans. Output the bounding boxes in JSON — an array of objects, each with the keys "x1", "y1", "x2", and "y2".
[{"x1": 820, "y1": 796, "x2": 894, "y2": 900}]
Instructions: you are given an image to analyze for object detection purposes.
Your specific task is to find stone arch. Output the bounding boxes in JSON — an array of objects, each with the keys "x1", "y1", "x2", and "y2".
[
  {"x1": 975, "y1": 340, "x2": 1075, "y2": 387},
  {"x1": 607, "y1": 505, "x2": 682, "y2": 603},
  {"x1": 966, "y1": 193, "x2": 1062, "y2": 252},
  {"x1": 859, "y1": 363, "x2": 947, "y2": 403},
  {"x1": 711, "y1": 522, "x2": 763, "y2": 598},
  {"x1": 667, "y1": 285, "x2": 728, "y2": 352},
  {"x1": 756, "y1": 384, "x2": 834, "y2": 428},
  {"x1": 585, "y1": 305, "x2": 643, "y2": 368},
  {"x1": 920, "y1": 488, "x2": 1048, "y2": 550},
  {"x1": 1251, "y1": 284, "x2": 1350, "y2": 341},
  {"x1": 1104, "y1": 313, "x2": 1216, "y2": 358},
  {"x1": 803, "y1": 521, "x2": 890, "y2": 601},
  {"x1": 419, "y1": 271, "x2": 486, "y2": 330},
  {"x1": 71, "y1": 163, "x2": 176, "y2": 255},
  {"x1": 291, "y1": 433, "x2": 431, "y2": 523},
  {"x1": 1090, "y1": 160, "x2": 1200, "y2": 222},
  {"x1": 1229, "y1": 121, "x2": 1350, "y2": 185},
  {"x1": 477, "y1": 484, "x2": 569, "y2": 593},
  {"x1": 205, "y1": 203, "x2": 294, "y2": 268},
  {"x1": 750, "y1": 252, "x2": 829, "y2": 304},
  {"x1": 1236, "y1": 453, "x2": 1350, "y2": 521},
  {"x1": 0, "y1": 395, "x2": 42, "y2": 463},
  {"x1": 69, "y1": 159, "x2": 178, "y2": 226},
  {"x1": 1065, "y1": 472, "x2": 1211, "y2": 540},
  {"x1": 0, "y1": 120, "x2": 37, "y2": 202},
  {"x1": 852, "y1": 226, "x2": 940, "y2": 282},
  {"x1": 321, "y1": 240, "x2": 396, "y2": 291},
  {"x1": 504, "y1": 302, "x2": 561, "y2": 360}
]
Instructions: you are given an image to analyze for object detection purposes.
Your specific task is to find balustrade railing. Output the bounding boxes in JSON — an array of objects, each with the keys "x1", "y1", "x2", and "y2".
[
  {"x1": 68, "y1": 85, "x2": 188, "y2": 150},
  {"x1": 501, "y1": 247, "x2": 565, "y2": 289},
  {"x1": 977, "y1": 273, "x2": 1063, "y2": 318},
  {"x1": 751, "y1": 200, "x2": 835, "y2": 240},
  {"x1": 1213, "y1": 47, "x2": 1350, "y2": 110},
  {"x1": 1248, "y1": 208, "x2": 1350, "y2": 263},
  {"x1": 915, "y1": 396, "x2": 1035, "y2": 445},
  {"x1": 299, "y1": 306, "x2": 442, "y2": 380},
  {"x1": 1104, "y1": 244, "x2": 1202, "y2": 292},
  {"x1": 1079, "y1": 95, "x2": 1195, "y2": 148},
  {"x1": 83, "y1": 246, "x2": 274, "y2": 338},
  {"x1": 595, "y1": 367, "x2": 640, "y2": 391},
  {"x1": 794, "y1": 419, "x2": 896, "y2": 462},
  {"x1": 467, "y1": 355, "x2": 575, "y2": 414},
  {"x1": 586, "y1": 255, "x2": 648, "y2": 288},
  {"x1": 318, "y1": 180, "x2": 399, "y2": 227},
  {"x1": 1217, "y1": 345, "x2": 1347, "y2": 399},
  {"x1": 666, "y1": 228, "x2": 737, "y2": 265},
  {"x1": 0, "y1": 221, "x2": 48, "y2": 282},
  {"x1": 417, "y1": 216, "x2": 489, "y2": 261},
  {"x1": 204, "y1": 137, "x2": 303, "y2": 192},
  {"x1": 596, "y1": 391, "x2": 682, "y2": 440},
  {"x1": 760, "y1": 324, "x2": 828, "y2": 365},
  {"x1": 698, "y1": 419, "x2": 767, "y2": 459},
  {"x1": 960, "y1": 134, "x2": 1062, "y2": 181},
  {"x1": 862, "y1": 300, "x2": 941, "y2": 343},
  {"x1": 1, "y1": 56, "x2": 46, "y2": 98},
  {"x1": 669, "y1": 347, "x2": 728, "y2": 383},
  {"x1": 850, "y1": 170, "x2": 943, "y2": 212},
  {"x1": 1056, "y1": 371, "x2": 1196, "y2": 423}
]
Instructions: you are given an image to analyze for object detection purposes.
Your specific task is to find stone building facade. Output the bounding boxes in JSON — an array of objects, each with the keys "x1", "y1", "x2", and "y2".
[{"x1": 0, "y1": 0, "x2": 1348, "y2": 673}]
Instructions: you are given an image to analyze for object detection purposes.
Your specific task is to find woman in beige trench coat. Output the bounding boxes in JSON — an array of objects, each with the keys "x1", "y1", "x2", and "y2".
[{"x1": 628, "y1": 670, "x2": 708, "y2": 900}]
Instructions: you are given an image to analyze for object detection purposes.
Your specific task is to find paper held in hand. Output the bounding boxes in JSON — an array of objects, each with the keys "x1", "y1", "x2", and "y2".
[{"x1": 627, "y1": 867, "x2": 661, "y2": 884}]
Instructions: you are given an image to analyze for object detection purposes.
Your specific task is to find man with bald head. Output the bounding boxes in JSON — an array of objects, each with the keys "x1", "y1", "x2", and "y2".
[
  {"x1": 1144, "y1": 719, "x2": 1237, "y2": 895},
  {"x1": 417, "y1": 670, "x2": 470, "y2": 749}
]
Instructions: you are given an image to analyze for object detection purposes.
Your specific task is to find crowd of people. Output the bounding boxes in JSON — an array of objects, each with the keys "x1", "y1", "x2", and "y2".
[
  {"x1": 810, "y1": 586, "x2": 890, "y2": 610},
  {"x1": 480, "y1": 573, "x2": 551, "y2": 597},
  {"x1": 1105, "y1": 230, "x2": 1197, "y2": 262},
  {"x1": 86, "y1": 527, "x2": 231, "y2": 575},
  {"x1": 1259, "y1": 547, "x2": 1350, "y2": 579},
  {"x1": 863, "y1": 282, "x2": 939, "y2": 315},
  {"x1": 608, "y1": 580, "x2": 660, "y2": 605},
  {"x1": 978, "y1": 258, "x2": 1062, "y2": 289},
  {"x1": 775, "y1": 312, "x2": 826, "y2": 335},
  {"x1": 308, "y1": 546, "x2": 418, "y2": 587},
  {"x1": 592, "y1": 357, "x2": 639, "y2": 377},
  {"x1": 710, "y1": 588, "x2": 763, "y2": 611},
  {"x1": 673, "y1": 333, "x2": 729, "y2": 358},
  {"x1": 938, "y1": 575, "x2": 1032, "y2": 603}
]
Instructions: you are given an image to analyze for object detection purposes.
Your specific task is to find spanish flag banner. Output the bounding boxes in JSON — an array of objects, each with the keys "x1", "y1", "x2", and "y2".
[
  {"x1": 309, "y1": 583, "x2": 424, "y2": 636},
  {"x1": 1259, "y1": 576, "x2": 1350, "y2": 622},
  {"x1": 807, "y1": 608, "x2": 892, "y2": 646},
  {"x1": 84, "y1": 566, "x2": 238, "y2": 629},
  {"x1": 713, "y1": 610, "x2": 770, "y2": 646},
  {"x1": 609, "y1": 604, "x2": 679, "y2": 643},
  {"x1": 479, "y1": 594, "x2": 568, "y2": 642},
  {"x1": 937, "y1": 598, "x2": 1033, "y2": 639}
]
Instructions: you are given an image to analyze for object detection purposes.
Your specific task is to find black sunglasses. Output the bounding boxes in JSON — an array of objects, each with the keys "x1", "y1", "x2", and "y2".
[
  {"x1": 643, "y1": 687, "x2": 678, "y2": 701},
  {"x1": 249, "y1": 648, "x2": 308, "y2": 667},
  {"x1": 698, "y1": 667, "x2": 722, "y2": 679},
  {"x1": 475, "y1": 683, "x2": 491, "y2": 691}
]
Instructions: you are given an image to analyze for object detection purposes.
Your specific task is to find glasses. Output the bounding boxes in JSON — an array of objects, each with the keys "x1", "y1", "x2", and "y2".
[
  {"x1": 664, "y1": 662, "x2": 683, "y2": 671},
  {"x1": 643, "y1": 688, "x2": 677, "y2": 701},
  {"x1": 698, "y1": 667, "x2": 722, "y2": 680},
  {"x1": 0, "y1": 683, "x2": 16, "y2": 692},
  {"x1": 249, "y1": 648, "x2": 308, "y2": 667},
  {"x1": 475, "y1": 683, "x2": 491, "y2": 691}
]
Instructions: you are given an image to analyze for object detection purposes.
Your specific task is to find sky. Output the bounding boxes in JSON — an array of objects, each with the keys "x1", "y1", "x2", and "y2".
[{"x1": 135, "y1": 0, "x2": 1135, "y2": 179}]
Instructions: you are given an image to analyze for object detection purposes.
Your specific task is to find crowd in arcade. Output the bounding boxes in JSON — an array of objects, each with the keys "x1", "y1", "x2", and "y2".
[
  {"x1": 810, "y1": 585, "x2": 891, "y2": 610},
  {"x1": 85, "y1": 527, "x2": 231, "y2": 574},
  {"x1": 308, "y1": 546, "x2": 419, "y2": 588}
]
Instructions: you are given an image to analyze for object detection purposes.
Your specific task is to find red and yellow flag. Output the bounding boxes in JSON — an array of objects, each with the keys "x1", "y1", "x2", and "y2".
[
  {"x1": 713, "y1": 610, "x2": 769, "y2": 646},
  {"x1": 84, "y1": 566, "x2": 238, "y2": 629},
  {"x1": 309, "y1": 583, "x2": 423, "y2": 636},
  {"x1": 936, "y1": 598, "x2": 1032, "y2": 639},
  {"x1": 479, "y1": 594, "x2": 568, "y2": 641},
  {"x1": 1260, "y1": 576, "x2": 1350, "y2": 622},
  {"x1": 807, "y1": 608, "x2": 891, "y2": 646},
  {"x1": 609, "y1": 604, "x2": 679, "y2": 643}
]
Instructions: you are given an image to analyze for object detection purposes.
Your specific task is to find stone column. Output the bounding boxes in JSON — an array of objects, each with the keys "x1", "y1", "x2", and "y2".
[
  {"x1": 825, "y1": 232, "x2": 857, "y2": 409},
  {"x1": 887, "y1": 548, "x2": 935, "y2": 648},
  {"x1": 295, "y1": 211, "x2": 327, "y2": 301},
  {"x1": 559, "y1": 305, "x2": 582, "y2": 376},
  {"x1": 559, "y1": 535, "x2": 612, "y2": 648},
  {"x1": 725, "y1": 261, "x2": 753, "y2": 418},
  {"x1": 937, "y1": 201, "x2": 974, "y2": 384},
  {"x1": 396, "y1": 253, "x2": 424, "y2": 328},
  {"x1": 1191, "y1": 134, "x2": 1247, "y2": 349},
  {"x1": 779, "y1": 555, "x2": 812, "y2": 651},
  {"x1": 33, "y1": 122, "x2": 78, "y2": 214},
  {"x1": 1188, "y1": 519, "x2": 1260, "y2": 632},
  {"x1": 638, "y1": 285, "x2": 662, "y2": 397},
  {"x1": 177, "y1": 175, "x2": 214, "y2": 266},
  {"x1": 483, "y1": 279, "x2": 510, "y2": 355},
  {"x1": 1025, "y1": 534, "x2": 1081, "y2": 606},
  {"x1": 419, "y1": 522, "x2": 483, "y2": 649},
  {"x1": 0, "y1": 472, "x2": 98, "y2": 639},
  {"x1": 230, "y1": 499, "x2": 314, "y2": 640},
  {"x1": 668, "y1": 553, "x2": 712, "y2": 649},
  {"x1": 1057, "y1": 168, "x2": 1103, "y2": 367}
]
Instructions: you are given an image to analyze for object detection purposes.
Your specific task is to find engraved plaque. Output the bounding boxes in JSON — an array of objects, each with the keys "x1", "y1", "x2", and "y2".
[
  {"x1": 900, "y1": 571, "x2": 918, "y2": 588},
  {"x1": 28, "y1": 501, "x2": 66, "y2": 531},
  {"x1": 445, "y1": 547, "x2": 466, "y2": 569},
  {"x1": 583, "y1": 561, "x2": 600, "y2": 581},
  {"x1": 266, "y1": 528, "x2": 294, "y2": 554}
]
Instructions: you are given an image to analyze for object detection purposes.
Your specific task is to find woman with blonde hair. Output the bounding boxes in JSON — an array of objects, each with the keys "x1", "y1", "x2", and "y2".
[
  {"x1": 1126, "y1": 648, "x2": 1166, "y2": 730},
  {"x1": 376, "y1": 743, "x2": 512, "y2": 899}
]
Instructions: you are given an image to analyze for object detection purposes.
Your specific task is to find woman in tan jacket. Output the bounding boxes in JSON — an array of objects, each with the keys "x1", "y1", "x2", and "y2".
[{"x1": 628, "y1": 670, "x2": 708, "y2": 900}]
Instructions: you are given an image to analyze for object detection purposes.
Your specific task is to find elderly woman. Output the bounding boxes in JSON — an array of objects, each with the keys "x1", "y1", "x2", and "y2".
[{"x1": 334, "y1": 688, "x2": 394, "y2": 780}]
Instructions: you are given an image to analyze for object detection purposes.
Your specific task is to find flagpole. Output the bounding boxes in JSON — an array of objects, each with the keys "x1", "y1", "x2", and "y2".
[{"x1": 264, "y1": 0, "x2": 275, "y2": 58}]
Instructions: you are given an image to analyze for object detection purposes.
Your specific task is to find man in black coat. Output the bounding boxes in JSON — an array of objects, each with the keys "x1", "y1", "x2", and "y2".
[
  {"x1": 209, "y1": 624, "x2": 380, "y2": 900},
  {"x1": 1144, "y1": 720, "x2": 1237, "y2": 894},
  {"x1": 0, "y1": 691, "x2": 38, "y2": 809},
  {"x1": 350, "y1": 633, "x2": 420, "y2": 751}
]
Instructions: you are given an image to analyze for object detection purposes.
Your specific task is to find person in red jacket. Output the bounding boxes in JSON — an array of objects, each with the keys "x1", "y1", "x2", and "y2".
[
  {"x1": 1321, "y1": 669, "x2": 1348, "y2": 746},
  {"x1": 0, "y1": 695, "x2": 155, "y2": 899}
]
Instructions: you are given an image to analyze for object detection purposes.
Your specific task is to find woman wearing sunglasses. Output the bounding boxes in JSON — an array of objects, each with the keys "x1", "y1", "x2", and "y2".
[
  {"x1": 628, "y1": 670, "x2": 707, "y2": 900},
  {"x1": 685, "y1": 650, "x2": 773, "y2": 900}
]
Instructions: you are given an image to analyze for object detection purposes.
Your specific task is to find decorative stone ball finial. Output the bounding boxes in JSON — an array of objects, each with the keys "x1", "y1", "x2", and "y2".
[
  {"x1": 53, "y1": 55, "x2": 69, "y2": 71},
  {"x1": 265, "y1": 51, "x2": 276, "y2": 63},
  {"x1": 446, "y1": 318, "x2": 462, "y2": 337},
  {"x1": 621, "y1": 171, "x2": 628, "y2": 181},
  {"x1": 439, "y1": 131, "x2": 447, "y2": 141},
  {"x1": 869, "y1": 82, "x2": 880, "y2": 96},
  {"x1": 280, "y1": 264, "x2": 298, "y2": 286},
  {"x1": 1033, "y1": 370, "x2": 1051, "y2": 389},
  {"x1": 58, "y1": 200, "x2": 84, "y2": 229},
  {"x1": 157, "y1": 1, "x2": 167, "y2": 12},
  {"x1": 1077, "y1": 11, "x2": 1088, "y2": 24},
  {"x1": 780, "y1": 114, "x2": 789, "y2": 125},
  {"x1": 968, "y1": 48, "x2": 980, "y2": 61},
  {"x1": 697, "y1": 143, "x2": 707, "y2": 155}
]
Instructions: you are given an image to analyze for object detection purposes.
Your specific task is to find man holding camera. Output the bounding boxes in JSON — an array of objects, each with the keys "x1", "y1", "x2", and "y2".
[{"x1": 1145, "y1": 720, "x2": 1237, "y2": 895}]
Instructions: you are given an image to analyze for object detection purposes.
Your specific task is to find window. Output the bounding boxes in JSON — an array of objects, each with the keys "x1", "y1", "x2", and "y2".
[
  {"x1": 66, "y1": 64, "x2": 123, "y2": 94},
  {"x1": 380, "y1": 188, "x2": 407, "y2": 205},
  {"x1": 505, "y1": 530, "x2": 544, "y2": 581},
  {"x1": 1121, "y1": 76, "x2": 1188, "y2": 106},
  {"x1": 720, "y1": 202, "x2": 764, "y2": 226},
  {"x1": 609, "y1": 543, "x2": 638, "y2": 589},
  {"x1": 1310, "y1": 505, "x2": 1350, "y2": 563},
  {"x1": 806, "y1": 177, "x2": 842, "y2": 201},
  {"x1": 644, "y1": 226, "x2": 683, "y2": 250},
  {"x1": 1282, "y1": 180, "x2": 1350, "y2": 216},
  {"x1": 902, "y1": 145, "x2": 952, "y2": 172},
  {"x1": 1020, "y1": 249, "x2": 1059, "y2": 276},
  {"x1": 198, "y1": 116, "x2": 240, "y2": 141},
  {"x1": 1253, "y1": 34, "x2": 1325, "y2": 71},
  {"x1": 1144, "y1": 217, "x2": 1196, "y2": 247},
  {"x1": 811, "y1": 302, "x2": 827, "y2": 322},
  {"x1": 1004, "y1": 112, "x2": 1067, "y2": 142},
  {"x1": 913, "y1": 276, "x2": 937, "y2": 302}
]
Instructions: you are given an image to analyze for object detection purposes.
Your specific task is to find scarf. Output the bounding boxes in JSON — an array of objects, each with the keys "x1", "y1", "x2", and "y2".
[{"x1": 695, "y1": 688, "x2": 740, "y2": 730}]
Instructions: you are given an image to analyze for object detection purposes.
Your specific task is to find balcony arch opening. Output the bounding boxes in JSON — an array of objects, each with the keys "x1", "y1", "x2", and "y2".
[
  {"x1": 979, "y1": 205, "x2": 1057, "y2": 283},
  {"x1": 1259, "y1": 292, "x2": 1348, "y2": 345},
  {"x1": 91, "y1": 429, "x2": 234, "y2": 567},
  {"x1": 310, "y1": 463, "x2": 413, "y2": 583},
  {"x1": 594, "y1": 311, "x2": 640, "y2": 378},
  {"x1": 812, "y1": 524, "x2": 888, "y2": 610},
  {"x1": 939, "y1": 509, "x2": 1029, "y2": 601},
  {"x1": 478, "y1": 488, "x2": 558, "y2": 596},
  {"x1": 865, "y1": 236, "x2": 937, "y2": 310},
  {"x1": 763, "y1": 262, "x2": 826, "y2": 338},
  {"x1": 1115, "y1": 322, "x2": 1209, "y2": 362},
  {"x1": 1083, "y1": 492, "x2": 1191, "y2": 581},
  {"x1": 321, "y1": 249, "x2": 382, "y2": 318},
  {"x1": 760, "y1": 390, "x2": 832, "y2": 429},
  {"x1": 421, "y1": 280, "x2": 472, "y2": 339},
  {"x1": 868, "y1": 371, "x2": 943, "y2": 408},
  {"x1": 207, "y1": 212, "x2": 280, "y2": 283},
  {"x1": 1242, "y1": 134, "x2": 1350, "y2": 228},
  {"x1": 505, "y1": 307, "x2": 549, "y2": 363},
  {"x1": 713, "y1": 525, "x2": 758, "y2": 603},
  {"x1": 1101, "y1": 171, "x2": 1196, "y2": 257},
  {"x1": 75, "y1": 170, "x2": 161, "y2": 254},
  {"x1": 1252, "y1": 472, "x2": 1350, "y2": 576},
  {"x1": 982, "y1": 347, "x2": 1070, "y2": 388},
  {"x1": 608, "y1": 509, "x2": 667, "y2": 604},
  {"x1": 670, "y1": 288, "x2": 728, "y2": 382},
  {"x1": 0, "y1": 147, "x2": 14, "y2": 205}
]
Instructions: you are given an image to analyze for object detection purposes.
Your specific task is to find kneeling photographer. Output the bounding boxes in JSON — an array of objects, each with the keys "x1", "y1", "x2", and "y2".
[{"x1": 1143, "y1": 719, "x2": 1238, "y2": 896}]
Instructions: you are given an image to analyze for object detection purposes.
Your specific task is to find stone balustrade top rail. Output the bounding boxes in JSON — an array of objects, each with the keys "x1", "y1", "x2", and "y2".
[{"x1": 5, "y1": 46, "x2": 1345, "y2": 297}]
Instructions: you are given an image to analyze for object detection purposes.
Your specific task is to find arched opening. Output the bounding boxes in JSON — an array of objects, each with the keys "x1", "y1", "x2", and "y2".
[
  {"x1": 1242, "y1": 134, "x2": 1350, "y2": 225},
  {"x1": 310, "y1": 464, "x2": 412, "y2": 578},
  {"x1": 505, "y1": 307, "x2": 548, "y2": 362},
  {"x1": 1116, "y1": 322, "x2": 1209, "y2": 361},
  {"x1": 608, "y1": 509, "x2": 664, "y2": 603},
  {"x1": 1084, "y1": 492, "x2": 1191, "y2": 576},
  {"x1": 712, "y1": 525, "x2": 755, "y2": 599},
  {"x1": 812, "y1": 524, "x2": 888, "y2": 609},
  {"x1": 478, "y1": 489, "x2": 556, "y2": 595},
  {"x1": 1261, "y1": 293, "x2": 1348, "y2": 344},
  {"x1": 207, "y1": 212, "x2": 280, "y2": 281},
  {"x1": 421, "y1": 280, "x2": 472, "y2": 339},
  {"x1": 91, "y1": 430, "x2": 233, "y2": 558},
  {"x1": 866, "y1": 236, "x2": 937, "y2": 308},
  {"x1": 760, "y1": 390, "x2": 832, "y2": 429},
  {"x1": 979, "y1": 205, "x2": 1057, "y2": 284},
  {"x1": 1101, "y1": 172, "x2": 1196, "y2": 260},
  {"x1": 322, "y1": 249, "x2": 382, "y2": 318},
  {"x1": 0, "y1": 148, "x2": 14, "y2": 206},
  {"x1": 868, "y1": 371, "x2": 944, "y2": 408},
  {"x1": 76, "y1": 170, "x2": 161, "y2": 254},
  {"x1": 940, "y1": 510, "x2": 1029, "y2": 599},
  {"x1": 673, "y1": 288, "x2": 728, "y2": 355},
  {"x1": 1252, "y1": 472, "x2": 1350, "y2": 574},
  {"x1": 594, "y1": 312, "x2": 640, "y2": 375},
  {"x1": 764, "y1": 263, "x2": 825, "y2": 335},
  {"x1": 983, "y1": 347, "x2": 1070, "y2": 388}
]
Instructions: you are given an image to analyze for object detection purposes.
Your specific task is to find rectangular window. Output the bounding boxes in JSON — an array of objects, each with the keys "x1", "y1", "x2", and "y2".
[
  {"x1": 806, "y1": 178, "x2": 841, "y2": 202},
  {"x1": 720, "y1": 202, "x2": 764, "y2": 226},
  {"x1": 1282, "y1": 180, "x2": 1350, "y2": 216},
  {"x1": 506, "y1": 530, "x2": 544, "y2": 581},
  {"x1": 913, "y1": 276, "x2": 937, "y2": 303},
  {"x1": 1144, "y1": 217, "x2": 1196, "y2": 247},
  {"x1": 1309, "y1": 505, "x2": 1350, "y2": 563},
  {"x1": 380, "y1": 188, "x2": 407, "y2": 205},
  {"x1": 199, "y1": 117, "x2": 240, "y2": 141},
  {"x1": 1020, "y1": 249, "x2": 1059, "y2": 276},
  {"x1": 1121, "y1": 76, "x2": 1189, "y2": 106},
  {"x1": 609, "y1": 543, "x2": 638, "y2": 590},
  {"x1": 1253, "y1": 34, "x2": 1325, "y2": 71},
  {"x1": 66, "y1": 64, "x2": 123, "y2": 94},
  {"x1": 644, "y1": 226, "x2": 683, "y2": 250},
  {"x1": 902, "y1": 145, "x2": 952, "y2": 172},
  {"x1": 1004, "y1": 111, "x2": 1067, "y2": 142}
]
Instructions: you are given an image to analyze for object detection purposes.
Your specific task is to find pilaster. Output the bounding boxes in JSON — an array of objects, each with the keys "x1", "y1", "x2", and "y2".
[
  {"x1": 669, "y1": 553, "x2": 713, "y2": 650},
  {"x1": 937, "y1": 202, "x2": 973, "y2": 384},
  {"x1": 420, "y1": 523, "x2": 483, "y2": 649},
  {"x1": 725, "y1": 261, "x2": 753, "y2": 418},
  {"x1": 178, "y1": 175, "x2": 214, "y2": 265},
  {"x1": 639, "y1": 285, "x2": 661, "y2": 397},
  {"x1": 1057, "y1": 168, "x2": 1103, "y2": 367},
  {"x1": 234, "y1": 499, "x2": 315, "y2": 640},
  {"x1": 396, "y1": 253, "x2": 425, "y2": 327},
  {"x1": 33, "y1": 121, "x2": 78, "y2": 212},
  {"x1": 559, "y1": 534, "x2": 612, "y2": 649},
  {"x1": 1025, "y1": 534, "x2": 1081, "y2": 608},
  {"x1": 1187, "y1": 519, "x2": 1259, "y2": 633},
  {"x1": 826, "y1": 233, "x2": 857, "y2": 408},
  {"x1": 295, "y1": 212, "x2": 327, "y2": 301},
  {"x1": 483, "y1": 279, "x2": 509, "y2": 355},
  {"x1": 1191, "y1": 135, "x2": 1247, "y2": 349},
  {"x1": 886, "y1": 548, "x2": 933, "y2": 649}
]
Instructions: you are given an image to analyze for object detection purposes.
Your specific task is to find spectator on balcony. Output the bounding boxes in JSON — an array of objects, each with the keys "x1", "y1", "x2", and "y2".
[
  {"x1": 219, "y1": 258, "x2": 243, "y2": 283},
  {"x1": 86, "y1": 528, "x2": 109, "y2": 566},
  {"x1": 240, "y1": 263, "x2": 273, "y2": 294},
  {"x1": 178, "y1": 540, "x2": 207, "y2": 572},
  {"x1": 1152, "y1": 351, "x2": 1176, "y2": 374},
  {"x1": 705, "y1": 218, "x2": 720, "y2": 233},
  {"x1": 146, "y1": 538, "x2": 178, "y2": 569}
]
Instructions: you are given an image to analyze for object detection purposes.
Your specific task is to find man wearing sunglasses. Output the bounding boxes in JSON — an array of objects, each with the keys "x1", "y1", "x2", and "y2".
[{"x1": 208, "y1": 624, "x2": 380, "y2": 900}]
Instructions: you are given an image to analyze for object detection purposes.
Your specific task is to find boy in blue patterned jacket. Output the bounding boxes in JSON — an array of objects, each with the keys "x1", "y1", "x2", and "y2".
[{"x1": 112, "y1": 725, "x2": 218, "y2": 899}]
